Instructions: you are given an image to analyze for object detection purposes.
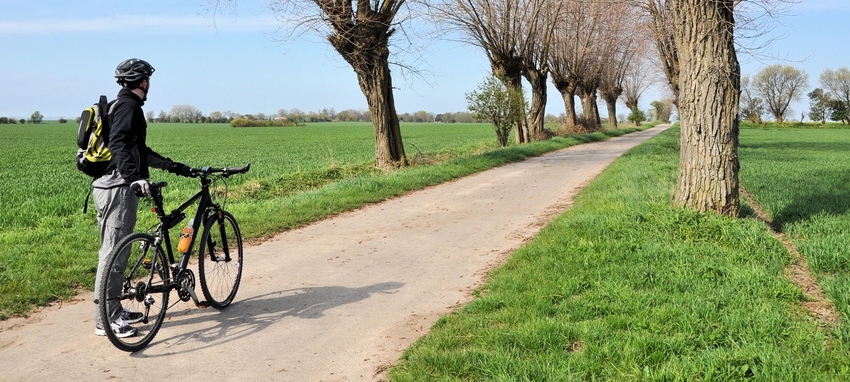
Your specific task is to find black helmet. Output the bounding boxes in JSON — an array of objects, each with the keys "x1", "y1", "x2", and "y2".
[{"x1": 115, "y1": 58, "x2": 155, "y2": 86}]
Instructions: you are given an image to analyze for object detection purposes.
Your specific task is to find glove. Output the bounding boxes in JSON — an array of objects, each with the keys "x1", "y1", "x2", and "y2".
[
  {"x1": 130, "y1": 179, "x2": 152, "y2": 197},
  {"x1": 168, "y1": 162, "x2": 194, "y2": 177}
]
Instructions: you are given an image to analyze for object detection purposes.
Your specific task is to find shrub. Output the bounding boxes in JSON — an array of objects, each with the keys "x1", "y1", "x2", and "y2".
[{"x1": 230, "y1": 118, "x2": 295, "y2": 128}]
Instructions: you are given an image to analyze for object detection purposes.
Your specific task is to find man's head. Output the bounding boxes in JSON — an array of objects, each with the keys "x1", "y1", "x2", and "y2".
[{"x1": 115, "y1": 58, "x2": 155, "y2": 99}]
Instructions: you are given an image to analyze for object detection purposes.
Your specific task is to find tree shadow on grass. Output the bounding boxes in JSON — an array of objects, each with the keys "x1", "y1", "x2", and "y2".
[{"x1": 770, "y1": 171, "x2": 850, "y2": 229}]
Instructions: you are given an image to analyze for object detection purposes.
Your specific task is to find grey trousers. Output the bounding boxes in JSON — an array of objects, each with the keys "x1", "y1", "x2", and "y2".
[{"x1": 93, "y1": 186, "x2": 138, "y2": 328}]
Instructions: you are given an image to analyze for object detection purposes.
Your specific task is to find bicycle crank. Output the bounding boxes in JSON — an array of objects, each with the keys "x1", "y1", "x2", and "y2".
[{"x1": 176, "y1": 269, "x2": 208, "y2": 308}]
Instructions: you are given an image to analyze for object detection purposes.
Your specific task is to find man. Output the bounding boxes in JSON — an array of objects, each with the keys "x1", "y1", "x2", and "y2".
[{"x1": 93, "y1": 58, "x2": 193, "y2": 337}]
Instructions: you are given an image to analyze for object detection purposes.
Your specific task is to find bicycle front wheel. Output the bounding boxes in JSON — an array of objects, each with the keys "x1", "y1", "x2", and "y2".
[
  {"x1": 198, "y1": 211, "x2": 243, "y2": 309},
  {"x1": 99, "y1": 232, "x2": 170, "y2": 352}
]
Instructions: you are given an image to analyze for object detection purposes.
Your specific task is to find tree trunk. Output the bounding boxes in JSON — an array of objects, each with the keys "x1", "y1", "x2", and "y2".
[
  {"x1": 578, "y1": 84, "x2": 601, "y2": 127},
  {"x1": 524, "y1": 67, "x2": 547, "y2": 140},
  {"x1": 601, "y1": 93, "x2": 619, "y2": 129},
  {"x1": 552, "y1": 75, "x2": 578, "y2": 127},
  {"x1": 672, "y1": 0, "x2": 740, "y2": 216},
  {"x1": 356, "y1": 61, "x2": 407, "y2": 168},
  {"x1": 599, "y1": 85, "x2": 622, "y2": 129}
]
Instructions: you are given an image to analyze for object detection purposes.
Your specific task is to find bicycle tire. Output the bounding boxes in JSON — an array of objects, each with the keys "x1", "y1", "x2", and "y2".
[
  {"x1": 198, "y1": 211, "x2": 243, "y2": 309},
  {"x1": 98, "y1": 232, "x2": 170, "y2": 352}
]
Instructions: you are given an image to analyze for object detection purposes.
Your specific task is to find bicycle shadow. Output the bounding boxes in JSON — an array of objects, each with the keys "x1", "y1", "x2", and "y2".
[{"x1": 130, "y1": 281, "x2": 404, "y2": 357}]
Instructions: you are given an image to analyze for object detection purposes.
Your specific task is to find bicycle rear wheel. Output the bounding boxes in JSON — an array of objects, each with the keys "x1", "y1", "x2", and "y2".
[
  {"x1": 198, "y1": 211, "x2": 243, "y2": 309},
  {"x1": 99, "y1": 232, "x2": 170, "y2": 352}
]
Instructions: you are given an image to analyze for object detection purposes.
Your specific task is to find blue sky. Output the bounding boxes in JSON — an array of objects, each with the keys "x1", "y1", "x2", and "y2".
[{"x1": 1, "y1": 0, "x2": 849, "y2": 121}]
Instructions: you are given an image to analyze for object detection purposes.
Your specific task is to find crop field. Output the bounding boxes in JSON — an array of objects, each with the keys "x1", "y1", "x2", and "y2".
[
  {"x1": 0, "y1": 122, "x2": 497, "y2": 230},
  {"x1": 738, "y1": 126, "x2": 850, "y2": 340}
]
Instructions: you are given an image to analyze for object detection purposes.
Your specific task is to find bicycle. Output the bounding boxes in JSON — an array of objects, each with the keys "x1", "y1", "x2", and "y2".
[{"x1": 97, "y1": 163, "x2": 250, "y2": 352}]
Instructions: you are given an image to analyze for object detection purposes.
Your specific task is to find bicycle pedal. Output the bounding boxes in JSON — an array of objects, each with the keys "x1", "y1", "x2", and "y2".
[
  {"x1": 142, "y1": 259, "x2": 152, "y2": 269},
  {"x1": 197, "y1": 301, "x2": 208, "y2": 308}
]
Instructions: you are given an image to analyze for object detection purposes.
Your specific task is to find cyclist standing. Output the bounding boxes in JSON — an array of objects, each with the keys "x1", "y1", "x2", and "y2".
[{"x1": 93, "y1": 58, "x2": 193, "y2": 337}]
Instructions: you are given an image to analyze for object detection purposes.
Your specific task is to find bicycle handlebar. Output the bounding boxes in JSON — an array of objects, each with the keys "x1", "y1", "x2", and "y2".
[
  {"x1": 147, "y1": 163, "x2": 250, "y2": 196},
  {"x1": 190, "y1": 163, "x2": 251, "y2": 178}
]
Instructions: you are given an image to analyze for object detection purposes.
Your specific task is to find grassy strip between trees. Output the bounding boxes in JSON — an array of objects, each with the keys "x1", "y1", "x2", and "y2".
[
  {"x1": 387, "y1": 126, "x2": 850, "y2": 381},
  {"x1": 0, "y1": 125, "x2": 646, "y2": 319}
]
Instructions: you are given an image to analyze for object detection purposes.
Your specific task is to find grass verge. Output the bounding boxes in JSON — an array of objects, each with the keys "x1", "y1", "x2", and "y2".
[{"x1": 387, "y1": 126, "x2": 850, "y2": 380}]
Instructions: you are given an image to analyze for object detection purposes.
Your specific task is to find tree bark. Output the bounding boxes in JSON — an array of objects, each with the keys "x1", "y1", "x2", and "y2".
[
  {"x1": 671, "y1": 0, "x2": 740, "y2": 216},
  {"x1": 524, "y1": 67, "x2": 547, "y2": 139},
  {"x1": 552, "y1": 74, "x2": 578, "y2": 127},
  {"x1": 600, "y1": 91, "x2": 620, "y2": 129},
  {"x1": 577, "y1": 82, "x2": 601, "y2": 127},
  {"x1": 357, "y1": 60, "x2": 407, "y2": 168}
]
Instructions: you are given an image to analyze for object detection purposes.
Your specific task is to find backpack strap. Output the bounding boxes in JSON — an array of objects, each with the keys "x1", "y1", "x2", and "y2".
[{"x1": 82, "y1": 188, "x2": 92, "y2": 214}]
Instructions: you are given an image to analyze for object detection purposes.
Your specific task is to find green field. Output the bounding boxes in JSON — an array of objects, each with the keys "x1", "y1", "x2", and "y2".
[
  {"x1": 739, "y1": 127, "x2": 850, "y2": 342},
  {"x1": 0, "y1": 121, "x2": 644, "y2": 318},
  {"x1": 387, "y1": 126, "x2": 850, "y2": 380}
]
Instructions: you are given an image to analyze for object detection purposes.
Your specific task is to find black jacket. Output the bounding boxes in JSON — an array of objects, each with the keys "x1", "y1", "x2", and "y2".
[{"x1": 107, "y1": 89, "x2": 172, "y2": 184}]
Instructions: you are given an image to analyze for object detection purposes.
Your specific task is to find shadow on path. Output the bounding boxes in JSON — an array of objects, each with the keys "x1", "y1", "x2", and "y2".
[{"x1": 131, "y1": 282, "x2": 404, "y2": 357}]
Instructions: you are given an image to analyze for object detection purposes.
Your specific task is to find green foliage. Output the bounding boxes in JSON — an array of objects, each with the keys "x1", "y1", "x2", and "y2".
[
  {"x1": 808, "y1": 88, "x2": 831, "y2": 124},
  {"x1": 627, "y1": 106, "x2": 647, "y2": 126},
  {"x1": 389, "y1": 127, "x2": 850, "y2": 381},
  {"x1": 650, "y1": 100, "x2": 672, "y2": 123},
  {"x1": 29, "y1": 111, "x2": 43, "y2": 124},
  {"x1": 828, "y1": 99, "x2": 850, "y2": 124},
  {"x1": 466, "y1": 75, "x2": 526, "y2": 147}
]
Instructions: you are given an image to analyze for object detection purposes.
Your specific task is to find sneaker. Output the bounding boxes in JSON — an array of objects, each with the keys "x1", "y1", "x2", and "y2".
[
  {"x1": 120, "y1": 308, "x2": 144, "y2": 324},
  {"x1": 95, "y1": 319, "x2": 137, "y2": 338}
]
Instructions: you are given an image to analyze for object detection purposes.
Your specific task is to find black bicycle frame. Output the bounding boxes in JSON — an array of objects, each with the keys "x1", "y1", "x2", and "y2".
[{"x1": 150, "y1": 177, "x2": 218, "y2": 271}]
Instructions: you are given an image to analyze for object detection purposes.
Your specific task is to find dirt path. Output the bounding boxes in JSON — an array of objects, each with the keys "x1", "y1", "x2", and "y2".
[{"x1": 0, "y1": 125, "x2": 668, "y2": 381}]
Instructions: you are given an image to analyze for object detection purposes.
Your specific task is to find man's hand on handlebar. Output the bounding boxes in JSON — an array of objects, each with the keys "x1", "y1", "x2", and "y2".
[{"x1": 130, "y1": 179, "x2": 152, "y2": 197}]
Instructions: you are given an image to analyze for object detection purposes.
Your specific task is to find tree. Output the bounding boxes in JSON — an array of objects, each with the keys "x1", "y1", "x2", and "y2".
[
  {"x1": 213, "y1": 0, "x2": 410, "y2": 168},
  {"x1": 752, "y1": 64, "x2": 808, "y2": 123},
  {"x1": 807, "y1": 88, "x2": 831, "y2": 124},
  {"x1": 440, "y1": 0, "x2": 552, "y2": 144},
  {"x1": 620, "y1": 51, "x2": 658, "y2": 113},
  {"x1": 650, "y1": 99, "x2": 672, "y2": 123},
  {"x1": 467, "y1": 75, "x2": 526, "y2": 147},
  {"x1": 739, "y1": 75, "x2": 764, "y2": 124},
  {"x1": 549, "y1": 0, "x2": 603, "y2": 129},
  {"x1": 627, "y1": 106, "x2": 646, "y2": 126},
  {"x1": 595, "y1": 2, "x2": 641, "y2": 129},
  {"x1": 670, "y1": 0, "x2": 741, "y2": 216},
  {"x1": 819, "y1": 68, "x2": 850, "y2": 118},
  {"x1": 829, "y1": 100, "x2": 850, "y2": 124},
  {"x1": 519, "y1": 0, "x2": 561, "y2": 140},
  {"x1": 642, "y1": 0, "x2": 680, "y2": 104},
  {"x1": 169, "y1": 104, "x2": 204, "y2": 123},
  {"x1": 29, "y1": 111, "x2": 43, "y2": 124}
]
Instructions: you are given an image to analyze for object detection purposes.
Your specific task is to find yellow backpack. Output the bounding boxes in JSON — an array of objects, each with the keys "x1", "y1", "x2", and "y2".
[{"x1": 75, "y1": 95, "x2": 116, "y2": 177}]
